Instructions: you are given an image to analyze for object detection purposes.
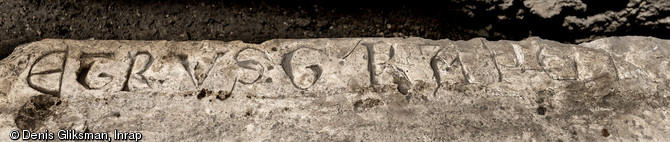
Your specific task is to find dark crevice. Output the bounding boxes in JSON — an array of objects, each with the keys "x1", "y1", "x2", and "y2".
[{"x1": 581, "y1": 0, "x2": 629, "y2": 15}]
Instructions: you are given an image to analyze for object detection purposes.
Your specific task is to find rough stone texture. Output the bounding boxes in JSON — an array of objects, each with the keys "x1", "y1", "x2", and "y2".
[
  {"x1": 1, "y1": 37, "x2": 669, "y2": 141},
  {"x1": 445, "y1": 0, "x2": 670, "y2": 42},
  {"x1": 561, "y1": 0, "x2": 670, "y2": 34},
  {"x1": 522, "y1": 0, "x2": 586, "y2": 18}
]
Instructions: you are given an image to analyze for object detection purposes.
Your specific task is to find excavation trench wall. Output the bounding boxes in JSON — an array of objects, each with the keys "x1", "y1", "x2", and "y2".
[{"x1": 3, "y1": 0, "x2": 670, "y2": 60}]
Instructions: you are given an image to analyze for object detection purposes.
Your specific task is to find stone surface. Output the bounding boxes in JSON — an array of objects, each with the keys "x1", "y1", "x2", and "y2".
[{"x1": 0, "y1": 37, "x2": 669, "y2": 141}]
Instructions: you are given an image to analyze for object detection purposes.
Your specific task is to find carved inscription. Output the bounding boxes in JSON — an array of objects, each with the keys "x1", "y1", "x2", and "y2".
[
  {"x1": 511, "y1": 44, "x2": 525, "y2": 67},
  {"x1": 481, "y1": 41, "x2": 526, "y2": 82},
  {"x1": 453, "y1": 40, "x2": 499, "y2": 84},
  {"x1": 363, "y1": 42, "x2": 412, "y2": 95},
  {"x1": 16, "y1": 38, "x2": 651, "y2": 97},
  {"x1": 538, "y1": 44, "x2": 579, "y2": 80},
  {"x1": 282, "y1": 47, "x2": 325, "y2": 90},
  {"x1": 76, "y1": 53, "x2": 115, "y2": 89},
  {"x1": 176, "y1": 52, "x2": 225, "y2": 88},
  {"x1": 573, "y1": 48, "x2": 618, "y2": 80},
  {"x1": 364, "y1": 42, "x2": 394, "y2": 85},
  {"x1": 122, "y1": 51, "x2": 155, "y2": 91},
  {"x1": 235, "y1": 47, "x2": 269, "y2": 84},
  {"x1": 27, "y1": 51, "x2": 67, "y2": 97},
  {"x1": 430, "y1": 46, "x2": 465, "y2": 95}
]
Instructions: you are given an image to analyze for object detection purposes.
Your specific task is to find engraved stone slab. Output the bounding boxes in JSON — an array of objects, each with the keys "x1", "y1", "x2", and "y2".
[{"x1": 0, "y1": 37, "x2": 669, "y2": 141}]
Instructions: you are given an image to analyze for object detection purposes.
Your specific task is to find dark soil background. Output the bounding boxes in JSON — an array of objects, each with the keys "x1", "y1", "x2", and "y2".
[{"x1": 1, "y1": 0, "x2": 669, "y2": 60}]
